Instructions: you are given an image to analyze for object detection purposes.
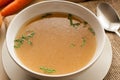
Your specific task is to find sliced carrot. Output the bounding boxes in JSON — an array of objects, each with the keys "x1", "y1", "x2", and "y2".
[
  {"x1": 0, "y1": 0, "x2": 14, "y2": 7},
  {"x1": 0, "y1": 0, "x2": 32, "y2": 17}
]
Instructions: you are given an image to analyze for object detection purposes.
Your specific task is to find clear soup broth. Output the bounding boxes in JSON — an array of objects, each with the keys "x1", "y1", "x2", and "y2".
[{"x1": 14, "y1": 13, "x2": 96, "y2": 75}]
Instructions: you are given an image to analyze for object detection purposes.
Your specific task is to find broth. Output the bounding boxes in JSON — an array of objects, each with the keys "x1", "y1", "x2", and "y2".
[{"x1": 14, "y1": 13, "x2": 96, "y2": 75}]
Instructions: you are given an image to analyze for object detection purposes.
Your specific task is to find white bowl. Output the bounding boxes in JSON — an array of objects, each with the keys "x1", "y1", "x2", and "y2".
[{"x1": 6, "y1": 1, "x2": 105, "y2": 80}]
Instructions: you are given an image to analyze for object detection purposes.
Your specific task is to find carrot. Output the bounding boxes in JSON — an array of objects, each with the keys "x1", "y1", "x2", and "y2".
[
  {"x1": 0, "y1": 0, "x2": 32, "y2": 17},
  {"x1": 0, "y1": 0, "x2": 14, "y2": 7}
]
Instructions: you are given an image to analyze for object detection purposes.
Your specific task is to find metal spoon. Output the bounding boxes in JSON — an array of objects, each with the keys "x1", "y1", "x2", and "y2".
[{"x1": 97, "y1": 2, "x2": 120, "y2": 37}]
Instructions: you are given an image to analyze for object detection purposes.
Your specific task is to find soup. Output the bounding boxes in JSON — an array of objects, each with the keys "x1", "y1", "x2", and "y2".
[{"x1": 14, "y1": 13, "x2": 96, "y2": 75}]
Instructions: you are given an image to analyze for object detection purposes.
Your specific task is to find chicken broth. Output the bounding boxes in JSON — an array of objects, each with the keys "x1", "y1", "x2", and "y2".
[{"x1": 14, "y1": 13, "x2": 96, "y2": 75}]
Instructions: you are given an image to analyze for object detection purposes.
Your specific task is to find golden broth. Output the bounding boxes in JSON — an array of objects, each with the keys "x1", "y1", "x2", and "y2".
[{"x1": 14, "y1": 13, "x2": 96, "y2": 75}]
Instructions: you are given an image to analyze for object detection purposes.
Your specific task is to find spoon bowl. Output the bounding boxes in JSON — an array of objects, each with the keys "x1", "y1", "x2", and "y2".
[{"x1": 97, "y1": 2, "x2": 120, "y2": 37}]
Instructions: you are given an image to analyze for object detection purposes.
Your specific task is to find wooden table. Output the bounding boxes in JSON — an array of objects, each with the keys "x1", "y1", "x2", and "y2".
[{"x1": 0, "y1": 0, "x2": 120, "y2": 80}]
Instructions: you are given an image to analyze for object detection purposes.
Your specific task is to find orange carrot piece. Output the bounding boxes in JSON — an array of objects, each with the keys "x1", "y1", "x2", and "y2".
[
  {"x1": 0, "y1": 0, "x2": 13, "y2": 7},
  {"x1": 0, "y1": 0, "x2": 32, "y2": 17}
]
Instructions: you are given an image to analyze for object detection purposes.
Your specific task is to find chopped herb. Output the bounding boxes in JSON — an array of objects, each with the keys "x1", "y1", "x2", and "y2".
[
  {"x1": 83, "y1": 21, "x2": 88, "y2": 27},
  {"x1": 72, "y1": 23, "x2": 80, "y2": 27},
  {"x1": 88, "y1": 27, "x2": 95, "y2": 35},
  {"x1": 68, "y1": 14, "x2": 73, "y2": 25},
  {"x1": 14, "y1": 35, "x2": 25, "y2": 48},
  {"x1": 70, "y1": 43, "x2": 76, "y2": 48},
  {"x1": 68, "y1": 14, "x2": 80, "y2": 28},
  {"x1": 27, "y1": 32, "x2": 35, "y2": 38},
  {"x1": 41, "y1": 13, "x2": 52, "y2": 18},
  {"x1": 84, "y1": 21, "x2": 88, "y2": 25},
  {"x1": 40, "y1": 66, "x2": 56, "y2": 74},
  {"x1": 81, "y1": 37, "x2": 86, "y2": 47},
  {"x1": 14, "y1": 43, "x2": 22, "y2": 48},
  {"x1": 14, "y1": 31, "x2": 35, "y2": 48},
  {"x1": 27, "y1": 39, "x2": 32, "y2": 45}
]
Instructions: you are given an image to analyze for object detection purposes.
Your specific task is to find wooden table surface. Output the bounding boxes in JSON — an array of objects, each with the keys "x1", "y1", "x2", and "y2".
[{"x1": 0, "y1": 0, "x2": 120, "y2": 80}]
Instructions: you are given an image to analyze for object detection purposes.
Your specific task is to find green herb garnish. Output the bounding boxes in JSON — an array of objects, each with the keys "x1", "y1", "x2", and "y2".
[
  {"x1": 81, "y1": 37, "x2": 86, "y2": 47},
  {"x1": 88, "y1": 27, "x2": 95, "y2": 35},
  {"x1": 14, "y1": 38, "x2": 24, "y2": 48},
  {"x1": 68, "y1": 14, "x2": 80, "y2": 28},
  {"x1": 70, "y1": 43, "x2": 76, "y2": 48},
  {"x1": 72, "y1": 23, "x2": 80, "y2": 27},
  {"x1": 40, "y1": 66, "x2": 56, "y2": 74},
  {"x1": 68, "y1": 14, "x2": 73, "y2": 25},
  {"x1": 41, "y1": 13, "x2": 52, "y2": 18},
  {"x1": 14, "y1": 31, "x2": 35, "y2": 48},
  {"x1": 83, "y1": 21, "x2": 88, "y2": 27},
  {"x1": 27, "y1": 39, "x2": 32, "y2": 45},
  {"x1": 84, "y1": 21, "x2": 88, "y2": 25}
]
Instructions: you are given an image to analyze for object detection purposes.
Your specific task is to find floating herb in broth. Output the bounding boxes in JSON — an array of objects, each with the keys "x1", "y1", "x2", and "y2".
[
  {"x1": 14, "y1": 31, "x2": 35, "y2": 48},
  {"x1": 41, "y1": 13, "x2": 52, "y2": 18},
  {"x1": 40, "y1": 66, "x2": 56, "y2": 74},
  {"x1": 68, "y1": 14, "x2": 73, "y2": 25},
  {"x1": 70, "y1": 43, "x2": 76, "y2": 48},
  {"x1": 14, "y1": 12, "x2": 96, "y2": 75},
  {"x1": 83, "y1": 21, "x2": 88, "y2": 28},
  {"x1": 68, "y1": 14, "x2": 80, "y2": 28},
  {"x1": 84, "y1": 21, "x2": 88, "y2": 25},
  {"x1": 81, "y1": 37, "x2": 86, "y2": 47},
  {"x1": 88, "y1": 27, "x2": 95, "y2": 35}
]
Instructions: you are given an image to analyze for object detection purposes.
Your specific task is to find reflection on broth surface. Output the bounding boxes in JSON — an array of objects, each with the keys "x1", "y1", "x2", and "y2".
[{"x1": 14, "y1": 13, "x2": 96, "y2": 75}]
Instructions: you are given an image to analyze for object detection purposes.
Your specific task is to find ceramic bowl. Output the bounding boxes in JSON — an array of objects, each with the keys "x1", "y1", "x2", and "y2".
[{"x1": 6, "y1": 1, "x2": 105, "y2": 80}]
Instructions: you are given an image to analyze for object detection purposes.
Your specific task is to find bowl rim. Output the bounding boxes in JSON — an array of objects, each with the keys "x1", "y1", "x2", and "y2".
[{"x1": 6, "y1": 0, "x2": 105, "y2": 78}]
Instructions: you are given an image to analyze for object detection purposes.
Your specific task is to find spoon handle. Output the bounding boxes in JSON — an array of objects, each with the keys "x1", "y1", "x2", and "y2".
[{"x1": 115, "y1": 30, "x2": 120, "y2": 37}]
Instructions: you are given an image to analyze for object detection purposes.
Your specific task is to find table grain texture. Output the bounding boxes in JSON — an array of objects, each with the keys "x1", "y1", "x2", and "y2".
[{"x1": 0, "y1": 0, "x2": 120, "y2": 80}]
